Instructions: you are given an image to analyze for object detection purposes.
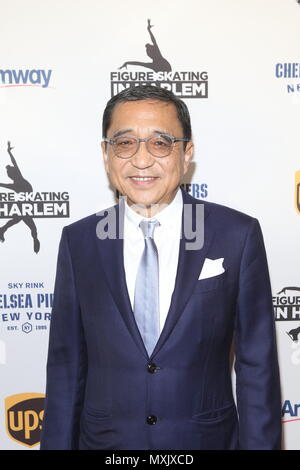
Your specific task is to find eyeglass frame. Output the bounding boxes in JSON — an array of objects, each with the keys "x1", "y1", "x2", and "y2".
[{"x1": 102, "y1": 134, "x2": 190, "y2": 159}]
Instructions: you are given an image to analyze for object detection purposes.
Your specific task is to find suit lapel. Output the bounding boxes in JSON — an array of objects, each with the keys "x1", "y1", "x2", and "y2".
[
  {"x1": 150, "y1": 189, "x2": 214, "y2": 358},
  {"x1": 95, "y1": 199, "x2": 149, "y2": 359}
]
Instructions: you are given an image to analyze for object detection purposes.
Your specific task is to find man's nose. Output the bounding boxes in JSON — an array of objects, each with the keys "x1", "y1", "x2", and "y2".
[{"x1": 130, "y1": 141, "x2": 155, "y2": 168}]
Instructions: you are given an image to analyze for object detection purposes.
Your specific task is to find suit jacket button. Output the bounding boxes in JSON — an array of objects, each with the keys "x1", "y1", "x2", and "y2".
[
  {"x1": 147, "y1": 415, "x2": 157, "y2": 425},
  {"x1": 147, "y1": 363, "x2": 158, "y2": 374}
]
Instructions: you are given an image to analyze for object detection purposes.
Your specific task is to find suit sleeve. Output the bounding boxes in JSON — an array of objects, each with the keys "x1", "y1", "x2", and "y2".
[
  {"x1": 40, "y1": 227, "x2": 87, "y2": 450},
  {"x1": 234, "y1": 218, "x2": 282, "y2": 450}
]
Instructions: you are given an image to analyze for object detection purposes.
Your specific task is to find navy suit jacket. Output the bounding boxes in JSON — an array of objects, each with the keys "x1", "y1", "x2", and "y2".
[{"x1": 40, "y1": 188, "x2": 282, "y2": 450}]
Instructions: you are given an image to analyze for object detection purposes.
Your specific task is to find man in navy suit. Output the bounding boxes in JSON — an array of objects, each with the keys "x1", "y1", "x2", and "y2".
[{"x1": 40, "y1": 85, "x2": 282, "y2": 450}]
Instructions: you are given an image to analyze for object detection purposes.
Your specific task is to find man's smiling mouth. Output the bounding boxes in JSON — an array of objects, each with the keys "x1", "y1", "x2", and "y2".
[{"x1": 129, "y1": 176, "x2": 159, "y2": 181}]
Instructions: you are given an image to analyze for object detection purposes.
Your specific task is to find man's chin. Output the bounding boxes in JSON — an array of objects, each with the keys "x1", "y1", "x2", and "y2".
[
  {"x1": 120, "y1": 188, "x2": 178, "y2": 213},
  {"x1": 120, "y1": 193, "x2": 161, "y2": 214},
  {"x1": 122, "y1": 193, "x2": 157, "y2": 208}
]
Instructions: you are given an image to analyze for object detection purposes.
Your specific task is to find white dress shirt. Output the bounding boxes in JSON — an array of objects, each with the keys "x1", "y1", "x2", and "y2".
[{"x1": 123, "y1": 189, "x2": 183, "y2": 334}]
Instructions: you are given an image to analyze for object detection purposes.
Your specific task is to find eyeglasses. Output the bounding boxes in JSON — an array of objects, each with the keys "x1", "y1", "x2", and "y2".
[{"x1": 103, "y1": 134, "x2": 190, "y2": 159}]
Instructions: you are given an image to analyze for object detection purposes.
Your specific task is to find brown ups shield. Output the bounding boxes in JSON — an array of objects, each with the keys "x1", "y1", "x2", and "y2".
[{"x1": 5, "y1": 393, "x2": 45, "y2": 447}]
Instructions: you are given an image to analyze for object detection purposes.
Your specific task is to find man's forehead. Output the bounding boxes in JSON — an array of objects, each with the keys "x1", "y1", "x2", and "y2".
[
  {"x1": 113, "y1": 99, "x2": 176, "y2": 114},
  {"x1": 107, "y1": 99, "x2": 184, "y2": 137},
  {"x1": 107, "y1": 99, "x2": 180, "y2": 132}
]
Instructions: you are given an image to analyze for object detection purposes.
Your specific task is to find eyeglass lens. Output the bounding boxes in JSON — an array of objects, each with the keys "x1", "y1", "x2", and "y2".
[{"x1": 113, "y1": 135, "x2": 173, "y2": 158}]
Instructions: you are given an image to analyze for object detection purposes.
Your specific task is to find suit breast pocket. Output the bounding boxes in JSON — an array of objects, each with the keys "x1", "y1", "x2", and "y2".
[{"x1": 192, "y1": 271, "x2": 227, "y2": 294}]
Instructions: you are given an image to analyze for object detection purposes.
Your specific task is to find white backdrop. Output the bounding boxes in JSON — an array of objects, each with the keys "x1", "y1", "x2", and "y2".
[{"x1": 0, "y1": 0, "x2": 299, "y2": 450}]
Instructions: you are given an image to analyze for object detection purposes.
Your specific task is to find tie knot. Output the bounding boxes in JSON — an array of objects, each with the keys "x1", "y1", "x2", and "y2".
[{"x1": 139, "y1": 219, "x2": 160, "y2": 238}]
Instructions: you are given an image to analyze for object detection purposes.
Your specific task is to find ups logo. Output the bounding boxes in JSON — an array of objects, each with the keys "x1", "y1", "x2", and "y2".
[
  {"x1": 296, "y1": 171, "x2": 300, "y2": 215},
  {"x1": 5, "y1": 393, "x2": 45, "y2": 447}
]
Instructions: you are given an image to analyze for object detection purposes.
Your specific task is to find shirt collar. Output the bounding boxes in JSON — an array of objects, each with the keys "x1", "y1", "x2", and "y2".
[{"x1": 124, "y1": 188, "x2": 183, "y2": 232}]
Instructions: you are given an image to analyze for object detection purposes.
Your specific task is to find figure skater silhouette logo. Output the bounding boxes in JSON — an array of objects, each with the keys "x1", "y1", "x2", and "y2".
[
  {"x1": 119, "y1": 19, "x2": 171, "y2": 72},
  {"x1": 111, "y1": 18, "x2": 208, "y2": 98},
  {"x1": 0, "y1": 141, "x2": 40, "y2": 253},
  {"x1": 287, "y1": 325, "x2": 300, "y2": 342}
]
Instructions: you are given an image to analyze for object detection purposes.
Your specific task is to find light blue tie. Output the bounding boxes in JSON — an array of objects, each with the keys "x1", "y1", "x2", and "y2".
[{"x1": 134, "y1": 219, "x2": 160, "y2": 356}]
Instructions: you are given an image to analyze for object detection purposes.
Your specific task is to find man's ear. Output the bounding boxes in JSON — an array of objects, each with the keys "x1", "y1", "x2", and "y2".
[
  {"x1": 183, "y1": 141, "x2": 194, "y2": 175},
  {"x1": 101, "y1": 141, "x2": 109, "y2": 174}
]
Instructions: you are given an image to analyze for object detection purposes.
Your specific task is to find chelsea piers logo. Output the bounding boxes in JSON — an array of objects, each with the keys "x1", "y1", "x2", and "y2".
[
  {"x1": 275, "y1": 0, "x2": 300, "y2": 97},
  {"x1": 0, "y1": 141, "x2": 70, "y2": 253},
  {"x1": 110, "y1": 19, "x2": 208, "y2": 98},
  {"x1": 5, "y1": 393, "x2": 45, "y2": 447}
]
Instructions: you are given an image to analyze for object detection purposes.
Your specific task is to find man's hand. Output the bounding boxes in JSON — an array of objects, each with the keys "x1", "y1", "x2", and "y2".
[
  {"x1": 7, "y1": 141, "x2": 14, "y2": 152},
  {"x1": 118, "y1": 63, "x2": 128, "y2": 70}
]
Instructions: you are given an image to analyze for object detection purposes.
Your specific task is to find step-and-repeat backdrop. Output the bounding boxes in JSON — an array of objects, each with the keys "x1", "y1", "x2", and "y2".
[{"x1": 0, "y1": 0, "x2": 299, "y2": 450}]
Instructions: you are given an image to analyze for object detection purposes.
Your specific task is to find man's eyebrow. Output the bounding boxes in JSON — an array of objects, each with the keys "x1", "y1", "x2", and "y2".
[
  {"x1": 153, "y1": 129, "x2": 173, "y2": 136},
  {"x1": 112, "y1": 129, "x2": 134, "y2": 138},
  {"x1": 111, "y1": 129, "x2": 173, "y2": 139}
]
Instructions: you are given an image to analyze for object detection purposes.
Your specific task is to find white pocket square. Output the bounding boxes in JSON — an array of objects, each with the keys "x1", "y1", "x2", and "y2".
[{"x1": 198, "y1": 258, "x2": 225, "y2": 280}]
